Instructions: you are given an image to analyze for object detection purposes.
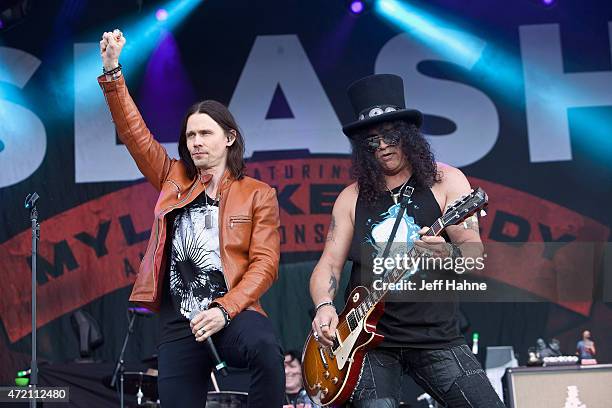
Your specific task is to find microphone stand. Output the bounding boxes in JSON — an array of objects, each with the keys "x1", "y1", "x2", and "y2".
[
  {"x1": 25, "y1": 193, "x2": 40, "y2": 408},
  {"x1": 110, "y1": 311, "x2": 137, "y2": 408}
]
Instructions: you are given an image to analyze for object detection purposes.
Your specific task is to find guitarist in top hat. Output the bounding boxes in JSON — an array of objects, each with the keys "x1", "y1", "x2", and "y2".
[{"x1": 308, "y1": 74, "x2": 504, "y2": 407}]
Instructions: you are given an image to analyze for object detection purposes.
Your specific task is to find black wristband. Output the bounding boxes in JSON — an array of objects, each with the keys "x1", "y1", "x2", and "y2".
[
  {"x1": 102, "y1": 63, "x2": 122, "y2": 76},
  {"x1": 211, "y1": 303, "x2": 231, "y2": 327},
  {"x1": 315, "y1": 300, "x2": 335, "y2": 313}
]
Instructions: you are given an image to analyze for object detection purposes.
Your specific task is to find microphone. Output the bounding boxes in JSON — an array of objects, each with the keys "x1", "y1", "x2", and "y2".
[
  {"x1": 189, "y1": 308, "x2": 228, "y2": 377},
  {"x1": 24, "y1": 192, "x2": 39, "y2": 209}
]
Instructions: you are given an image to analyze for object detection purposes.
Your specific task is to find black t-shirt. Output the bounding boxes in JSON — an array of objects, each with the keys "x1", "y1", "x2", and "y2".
[
  {"x1": 348, "y1": 179, "x2": 464, "y2": 348},
  {"x1": 159, "y1": 191, "x2": 228, "y2": 344}
]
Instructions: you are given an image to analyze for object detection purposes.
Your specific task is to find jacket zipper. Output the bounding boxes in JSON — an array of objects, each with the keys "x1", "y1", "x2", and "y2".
[
  {"x1": 165, "y1": 180, "x2": 181, "y2": 199},
  {"x1": 150, "y1": 180, "x2": 200, "y2": 301},
  {"x1": 229, "y1": 215, "x2": 251, "y2": 229},
  {"x1": 217, "y1": 176, "x2": 232, "y2": 291}
]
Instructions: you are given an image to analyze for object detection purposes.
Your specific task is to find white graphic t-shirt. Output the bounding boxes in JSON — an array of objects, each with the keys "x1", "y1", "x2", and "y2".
[{"x1": 160, "y1": 191, "x2": 228, "y2": 343}]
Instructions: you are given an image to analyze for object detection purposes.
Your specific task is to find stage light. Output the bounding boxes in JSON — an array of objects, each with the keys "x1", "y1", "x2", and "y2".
[
  {"x1": 539, "y1": 0, "x2": 558, "y2": 7},
  {"x1": 346, "y1": 0, "x2": 373, "y2": 16},
  {"x1": 541, "y1": 0, "x2": 559, "y2": 7},
  {"x1": 526, "y1": 0, "x2": 557, "y2": 8},
  {"x1": 155, "y1": 8, "x2": 168, "y2": 21},
  {"x1": 373, "y1": 0, "x2": 529, "y2": 103},
  {"x1": 350, "y1": 0, "x2": 364, "y2": 14},
  {"x1": 73, "y1": 0, "x2": 202, "y2": 102}
]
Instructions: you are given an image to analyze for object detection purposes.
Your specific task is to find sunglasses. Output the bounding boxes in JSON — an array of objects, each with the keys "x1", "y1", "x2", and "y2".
[{"x1": 363, "y1": 133, "x2": 401, "y2": 152}]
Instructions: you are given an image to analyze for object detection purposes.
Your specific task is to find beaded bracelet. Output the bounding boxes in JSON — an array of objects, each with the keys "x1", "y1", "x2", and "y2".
[{"x1": 102, "y1": 63, "x2": 122, "y2": 76}]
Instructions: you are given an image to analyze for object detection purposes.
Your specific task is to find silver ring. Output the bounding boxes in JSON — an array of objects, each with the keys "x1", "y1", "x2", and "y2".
[
  {"x1": 198, "y1": 328, "x2": 205, "y2": 336},
  {"x1": 319, "y1": 323, "x2": 330, "y2": 328}
]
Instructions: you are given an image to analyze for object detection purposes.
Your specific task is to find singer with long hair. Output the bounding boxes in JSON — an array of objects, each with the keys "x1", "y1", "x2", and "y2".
[{"x1": 98, "y1": 30, "x2": 285, "y2": 407}]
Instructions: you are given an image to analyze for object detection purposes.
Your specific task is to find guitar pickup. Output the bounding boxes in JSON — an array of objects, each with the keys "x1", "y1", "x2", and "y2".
[
  {"x1": 327, "y1": 336, "x2": 340, "y2": 359},
  {"x1": 318, "y1": 347, "x2": 329, "y2": 369},
  {"x1": 332, "y1": 336, "x2": 340, "y2": 350}
]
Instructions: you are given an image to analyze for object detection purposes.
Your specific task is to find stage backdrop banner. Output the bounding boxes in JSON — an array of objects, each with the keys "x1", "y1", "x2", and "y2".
[{"x1": 0, "y1": 0, "x2": 610, "y2": 386}]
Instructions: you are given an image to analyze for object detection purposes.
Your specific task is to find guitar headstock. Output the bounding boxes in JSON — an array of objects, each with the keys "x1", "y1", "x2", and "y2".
[{"x1": 441, "y1": 187, "x2": 488, "y2": 228}]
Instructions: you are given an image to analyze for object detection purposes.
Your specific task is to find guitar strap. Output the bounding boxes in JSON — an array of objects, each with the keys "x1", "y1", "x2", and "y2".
[
  {"x1": 349, "y1": 178, "x2": 417, "y2": 403},
  {"x1": 380, "y1": 177, "x2": 416, "y2": 259}
]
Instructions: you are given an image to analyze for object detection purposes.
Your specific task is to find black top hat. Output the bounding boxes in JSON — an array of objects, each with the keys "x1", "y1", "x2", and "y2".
[{"x1": 342, "y1": 74, "x2": 423, "y2": 139}]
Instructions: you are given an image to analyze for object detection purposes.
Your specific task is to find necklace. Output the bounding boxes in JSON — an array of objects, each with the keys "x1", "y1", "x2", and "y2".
[
  {"x1": 203, "y1": 183, "x2": 214, "y2": 229},
  {"x1": 386, "y1": 178, "x2": 410, "y2": 205}
]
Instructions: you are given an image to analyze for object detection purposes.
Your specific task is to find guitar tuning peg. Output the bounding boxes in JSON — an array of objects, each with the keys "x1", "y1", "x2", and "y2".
[{"x1": 480, "y1": 209, "x2": 487, "y2": 217}]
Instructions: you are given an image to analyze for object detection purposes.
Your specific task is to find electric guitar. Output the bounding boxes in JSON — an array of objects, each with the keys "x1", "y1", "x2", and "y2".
[{"x1": 301, "y1": 187, "x2": 488, "y2": 406}]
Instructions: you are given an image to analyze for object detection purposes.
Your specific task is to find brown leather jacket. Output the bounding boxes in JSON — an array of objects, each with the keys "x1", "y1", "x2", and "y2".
[{"x1": 98, "y1": 75, "x2": 280, "y2": 318}]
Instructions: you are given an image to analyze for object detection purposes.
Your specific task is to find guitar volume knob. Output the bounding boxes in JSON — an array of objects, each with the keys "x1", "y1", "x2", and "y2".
[
  {"x1": 332, "y1": 376, "x2": 338, "y2": 384},
  {"x1": 323, "y1": 371, "x2": 330, "y2": 379}
]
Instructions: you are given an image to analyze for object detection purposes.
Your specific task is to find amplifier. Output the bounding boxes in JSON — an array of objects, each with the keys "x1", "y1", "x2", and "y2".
[{"x1": 503, "y1": 364, "x2": 612, "y2": 408}]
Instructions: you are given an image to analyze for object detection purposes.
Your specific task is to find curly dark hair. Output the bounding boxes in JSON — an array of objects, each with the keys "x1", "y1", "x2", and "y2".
[{"x1": 350, "y1": 120, "x2": 439, "y2": 206}]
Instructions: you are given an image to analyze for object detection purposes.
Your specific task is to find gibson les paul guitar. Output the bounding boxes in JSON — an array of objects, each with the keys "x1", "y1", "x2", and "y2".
[{"x1": 301, "y1": 187, "x2": 488, "y2": 406}]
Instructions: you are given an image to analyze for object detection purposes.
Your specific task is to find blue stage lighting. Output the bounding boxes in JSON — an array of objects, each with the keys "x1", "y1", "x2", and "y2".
[
  {"x1": 72, "y1": 0, "x2": 202, "y2": 120},
  {"x1": 375, "y1": 0, "x2": 485, "y2": 67}
]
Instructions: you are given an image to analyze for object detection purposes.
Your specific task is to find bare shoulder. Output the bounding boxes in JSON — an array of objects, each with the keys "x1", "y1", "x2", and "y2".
[
  {"x1": 436, "y1": 162, "x2": 468, "y2": 186},
  {"x1": 433, "y1": 162, "x2": 471, "y2": 210},
  {"x1": 333, "y1": 182, "x2": 358, "y2": 223},
  {"x1": 335, "y1": 182, "x2": 358, "y2": 208},
  {"x1": 435, "y1": 162, "x2": 470, "y2": 192},
  {"x1": 337, "y1": 182, "x2": 359, "y2": 201}
]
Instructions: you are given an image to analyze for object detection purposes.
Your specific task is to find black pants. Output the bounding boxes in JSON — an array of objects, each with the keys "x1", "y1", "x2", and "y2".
[
  {"x1": 158, "y1": 310, "x2": 285, "y2": 408},
  {"x1": 351, "y1": 344, "x2": 505, "y2": 408}
]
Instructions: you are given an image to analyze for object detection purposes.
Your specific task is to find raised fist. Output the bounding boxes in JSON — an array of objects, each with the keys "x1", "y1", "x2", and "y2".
[{"x1": 100, "y1": 29, "x2": 126, "y2": 71}]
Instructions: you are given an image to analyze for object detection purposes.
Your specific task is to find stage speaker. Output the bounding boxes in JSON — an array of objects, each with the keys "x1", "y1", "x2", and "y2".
[
  {"x1": 503, "y1": 364, "x2": 612, "y2": 408},
  {"x1": 485, "y1": 346, "x2": 518, "y2": 402}
]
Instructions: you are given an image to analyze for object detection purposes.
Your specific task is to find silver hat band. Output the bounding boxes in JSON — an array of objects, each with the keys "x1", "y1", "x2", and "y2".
[{"x1": 358, "y1": 105, "x2": 400, "y2": 121}]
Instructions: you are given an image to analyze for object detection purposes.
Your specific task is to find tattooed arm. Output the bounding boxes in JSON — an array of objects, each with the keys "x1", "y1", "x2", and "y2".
[
  {"x1": 416, "y1": 164, "x2": 484, "y2": 273},
  {"x1": 431, "y1": 165, "x2": 484, "y2": 271},
  {"x1": 309, "y1": 183, "x2": 357, "y2": 346},
  {"x1": 442, "y1": 167, "x2": 484, "y2": 265}
]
